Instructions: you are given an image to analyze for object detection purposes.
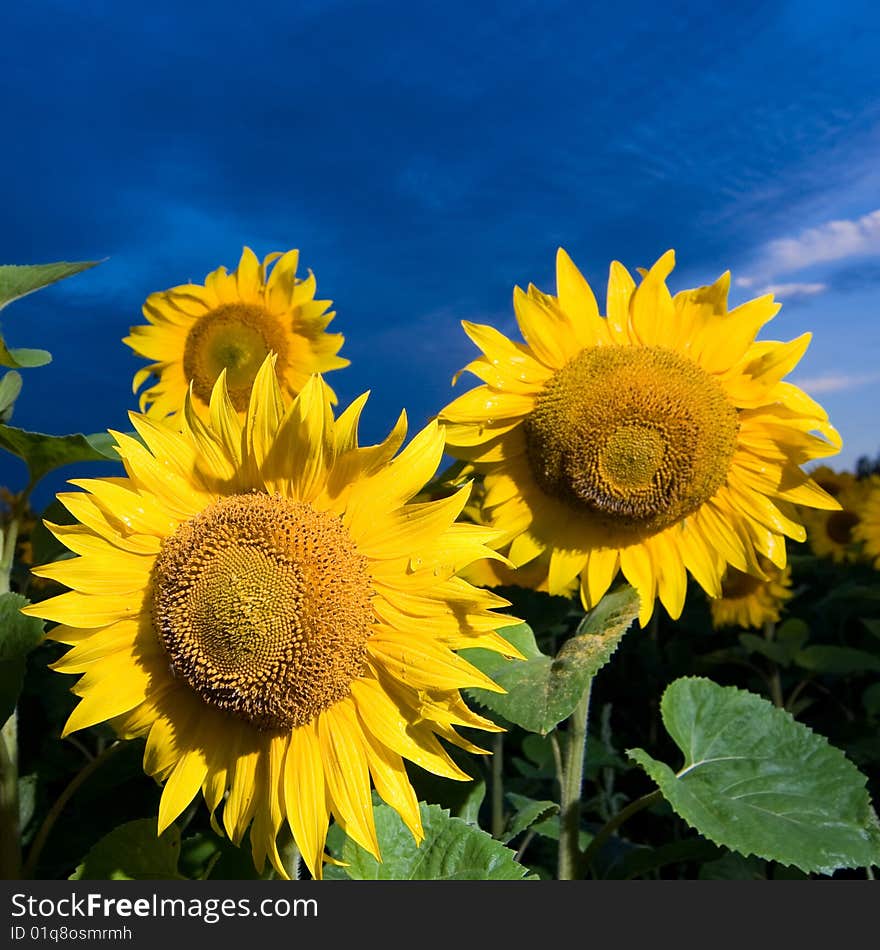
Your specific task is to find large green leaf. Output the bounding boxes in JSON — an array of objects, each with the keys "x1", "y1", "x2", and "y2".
[
  {"x1": 628, "y1": 677, "x2": 880, "y2": 875},
  {"x1": 0, "y1": 424, "x2": 119, "y2": 486},
  {"x1": 335, "y1": 802, "x2": 534, "y2": 880},
  {"x1": 70, "y1": 818, "x2": 185, "y2": 880},
  {"x1": 0, "y1": 261, "x2": 101, "y2": 311},
  {"x1": 463, "y1": 585, "x2": 640, "y2": 734}
]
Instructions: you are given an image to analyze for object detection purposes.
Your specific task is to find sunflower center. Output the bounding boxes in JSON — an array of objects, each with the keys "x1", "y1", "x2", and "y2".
[
  {"x1": 183, "y1": 304, "x2": 288, "y2": 411},
  {"x1": 151, "y1": 493, "x2": 373, "y2": 731},
  {"x1": 826, "y1": 510, "x2": 859, "y2": 545},
  {"x1": 523, "y1": 345, "x2": 739, "y2": 533}
]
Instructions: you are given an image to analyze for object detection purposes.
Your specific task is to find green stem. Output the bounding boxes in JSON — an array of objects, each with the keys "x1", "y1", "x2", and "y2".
[
  {"x1": 491, "y1": 733, "x2": 505, "y2": 838},
  {"x1": 0, "y1": 712, "x2": 21, "y2": 879},
  {"x1": 557, "y1": 680, "x2": 593, "y2": 880},
  {"x1": 763, "y1": 621, "x2": 784, "y2": 709},
  {"x1": 0, "y1": 491, "x2": 28, "y2": 879},
  {"x1": 0, "y1": 514, "x2": 21, "y2": 595},
  {"x1": 577, "y1": 788, "x2": 663, "y2": 878},
  {"x1": 279, "y1": 834, "x2": 301, "y2": 881},
  {"x1": 22, "y1": 741, "x2": 122, "y2": 879}
]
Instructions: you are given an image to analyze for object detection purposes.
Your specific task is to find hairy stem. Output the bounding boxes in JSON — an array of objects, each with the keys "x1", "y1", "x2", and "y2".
[
  {"x1": 491, "y1": 733, "x2": 505, "y2": 838},
  {"x1": 763, "y1": 621, "x2": 784, "y2": 708},
  {"x1": 0, "y1": 712, "x2": 21, "y2": 879},
  {"x1": 557, "y1": 681, "x2": 592, "y2": 880}
]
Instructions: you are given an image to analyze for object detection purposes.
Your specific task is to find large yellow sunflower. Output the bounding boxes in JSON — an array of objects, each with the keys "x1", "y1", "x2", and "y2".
[
  {"x1": 799, "y1": 466, "x2": 866, "y2": 563},
  {"x1": 124, "y1": 248, "x2": 349, "y2": 419},
  {"x1": 710, "y1": 558, "x2": 794, "y2": 630},
  {"x1": 438, "y1": 248, "x2": 842, "y2": 626},
  {"x1": 854, "y1": 475, "x2": 880, "y2": 569},
  {"x1": 24, "y1": 358, "x2": 519, "y2": 879}
]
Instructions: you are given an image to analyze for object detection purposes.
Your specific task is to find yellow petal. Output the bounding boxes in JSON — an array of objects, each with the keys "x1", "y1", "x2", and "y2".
[
  {"x1": 318, "y1": 701, "x2": 379, "y2": 858},
  {"x1": 158, "y1": 748, "x2": 208, "y2": 834},
  {"x1": 555, "y1": 247, "x2": 610, "y2": 347},
  {"x1": 283, "y1": 721, "x2": 329, "y2": 881}
]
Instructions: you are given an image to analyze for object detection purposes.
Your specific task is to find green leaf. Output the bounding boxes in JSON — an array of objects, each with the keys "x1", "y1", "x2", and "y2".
[
  {"x1": 698, "y1": 851, "x2": 766, "y2": 880},
  {"x1": 500, "y1": 795, "x2": 559, "y2": 844},
  {"x1": 628, "y1": 676, "x2": 880, "y2": 875},
  {"x1": 606, "y1": 837, "x2": 723, "y2": 880},
  {"x1": 0, "y1": 261, "x2": 101, "y2": 311},
  {"x1": 336, "y1": 802, "x2": 534, "y2": 880},
  {"x1": 0, "y1": 656, "x2": 26, "y2": 725},
  {"x1": 463, "y1": 585, "x2": 640, "y2": 734},
  {"x1": 738, "y1": 633, "x2": 791, "y2": 666},
  {"x1": 862, "y1": 618, "x2": 880, "y2": 640},
  {"x1": 70, "y1": 818, "x2": 186, "y2": 880},
  {"x1": 0, "y1": 424, "x2": 120, "y2": 486},
  {"x1": 0, "y1": 371, "x2": 22, "y2": 421},
  {"x1": 0, "y1": 343, "x2": 52, "y2": 370},
  {"x1": 794, "y1": 645, "x2": 880, "y2": 675},
  {"x1": 0, "y1": 592, "x2": 45, "y2": 661}
]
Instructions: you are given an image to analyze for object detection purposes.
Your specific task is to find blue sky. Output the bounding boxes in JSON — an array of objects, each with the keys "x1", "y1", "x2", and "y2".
[{"x1": 2, "y1": 0, "x2": 879, "y2": 510}]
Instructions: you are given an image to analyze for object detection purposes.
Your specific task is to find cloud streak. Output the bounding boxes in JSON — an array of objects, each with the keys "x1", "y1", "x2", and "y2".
[
  {"x1": 792, "y1": 371, "x2": 880, "y2": 394},
  {"x1": 738, "y1": 208, "x2": 880, "y2": 287},
  {"x1": 757, "y1": 281, "x2": 828, "y2": 299}
]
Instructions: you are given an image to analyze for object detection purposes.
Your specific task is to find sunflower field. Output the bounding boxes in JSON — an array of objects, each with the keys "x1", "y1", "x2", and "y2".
[{"x1": 1, "y1": 253, "x2": 879, "y2": 884}]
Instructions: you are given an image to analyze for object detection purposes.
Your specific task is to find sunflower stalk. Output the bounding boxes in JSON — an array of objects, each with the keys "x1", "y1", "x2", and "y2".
[
  {"x1": 0, "y1": 712, "x2": 21, "y2": 879},
  {"x1": 0, "y1": 494, "x2": 26, "y2": 879},
  {"x1": 557, "y1": 679, "x2": 593, "y2": 880},
  {"x1": 763, "y1": 620, "x2": 784, "y2": 708}
]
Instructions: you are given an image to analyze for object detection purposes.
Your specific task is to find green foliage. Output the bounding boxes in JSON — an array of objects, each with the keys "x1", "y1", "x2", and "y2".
[
  {"x1": 0, "y1": 592, "x2": 45, "y2": 661},
  {"x1": 0, "y1": 261, "x2": 101, "y2": 372},
  {"x1": 0, "y1": 261, "x2": 101, "y2": 311},
  {"x1": 463, "y1": 585, "x2": 640, "y2": 734},
  {"x1": 0, "y1": 425, "x2": 119, "y2": 486},
  {"x1": 70, "y1": 818, "x2": 185, "y2": 880},
  {"x1": 0, "y1": 593, "x2": 44, "y2": 723},
  {"x1": 331, "y1": 802, "x2": 534, "y2": 880},
  {"x1": 0, "y1": 371, "x2": 22, "y2": 422},
  {"x1": 499, "y1": 795, "x2": 559, "y2": 844},
  {"x1": 628, "y1": 677, "x2": 880, "y2": 875}
]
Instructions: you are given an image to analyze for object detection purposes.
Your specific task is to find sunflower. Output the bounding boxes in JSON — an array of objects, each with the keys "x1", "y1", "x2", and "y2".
[
  {"x1": 710, "y1": 558, "x2": 794, "y2": 630},
  {"x1": 23, "y1": 357, "x2": 519, "y2": 879},
  {"x1": 124, "y1": 248, "x2": 349, "y2": 420},
  {"x1": 438, "y1": 248, "x2": 842, "y2": 627},
  {"x1": 799, "y1": 465, "x2": 866, "y2": 563},
  {"x1": 854, "y1": 475, "x2": 880, "y2": 569}
]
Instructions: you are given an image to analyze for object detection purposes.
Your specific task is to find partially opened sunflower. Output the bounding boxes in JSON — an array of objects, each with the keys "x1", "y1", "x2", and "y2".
[
  {"x1": 710, "y1": 558, "x2": 793, "y2": 630},
  {"x1": 799, "y1": 465, "x2": 866, "y2": 563},
  {"x1": 24, "y1": 358, "x2": 519, "y2": 879},
  {"x1": 124, "y1": 247, "x2": 349, "y2": 420},
  {"x1": 854, "y1": 476, "x2": 880, "y2": 569},
  {"x1": 438, "y1": 248, "x2": 842, "y2": 626}
]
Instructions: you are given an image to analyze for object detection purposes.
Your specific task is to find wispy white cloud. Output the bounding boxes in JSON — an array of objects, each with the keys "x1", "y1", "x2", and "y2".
[
  {"x1": 756, "y1": 281, "x2": 828, "y2": 299},
  {"x1": 739, "y1": 208, "x2": 880, "y2": 286},
  {"x1": 791, "y1": 371, "x2": 880, "y2": 394},
  {"x1": 766, "y1": 209, "x2": 880, "y2": 272}
]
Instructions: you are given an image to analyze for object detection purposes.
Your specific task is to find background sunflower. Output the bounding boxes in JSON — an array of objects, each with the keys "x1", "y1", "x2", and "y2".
[
  {"x1": 439, "y1": 248, "x2": 842, "y2": 627},
  {"x1": 124, "y1": 248, "x2": 349, "y2": 420}
]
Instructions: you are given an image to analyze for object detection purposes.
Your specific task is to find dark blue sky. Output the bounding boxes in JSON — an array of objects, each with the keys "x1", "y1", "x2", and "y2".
[{"x1": 3, "y1": 0, "x2": 879, "y2": 510}]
